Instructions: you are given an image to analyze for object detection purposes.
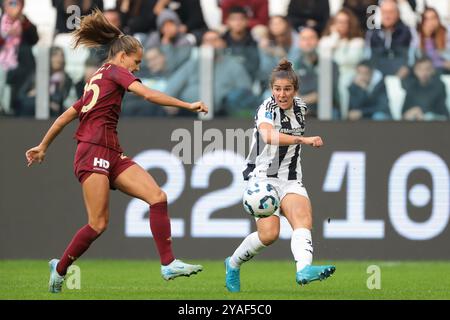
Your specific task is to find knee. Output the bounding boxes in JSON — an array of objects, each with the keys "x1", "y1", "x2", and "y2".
[
  {"x1": 90, "y1": 216, "x2": 109, "y2": 234},
  {"x1": 149, "y1": 189, "x2": 167, "y2": 205},
  {"x1": 258, "y1": 229, "x2": 279, "y2": 246}
]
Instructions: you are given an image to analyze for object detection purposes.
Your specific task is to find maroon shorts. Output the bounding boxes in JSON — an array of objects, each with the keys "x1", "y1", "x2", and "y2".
[{"x1": 74, "y1": 142, "x2": 136, "y2": 188}]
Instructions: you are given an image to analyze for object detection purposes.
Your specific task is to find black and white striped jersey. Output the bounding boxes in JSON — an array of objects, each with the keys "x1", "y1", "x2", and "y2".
[{"x1": 243, "y1": 96, "x2": 307, "y2": 181}]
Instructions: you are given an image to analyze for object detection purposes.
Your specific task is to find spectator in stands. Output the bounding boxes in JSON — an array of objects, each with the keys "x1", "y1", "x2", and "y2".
[
  {"x1": 87, "y1": 9, "x2": 123, "y2": 64},
  {"x1": 417, "y1": 7, "x2": 450, "y2": 74},
  {"x1": 287, "y1": 0, "x2": 330, "y2": 34},
  {"x1": 154, "y1": 0, "x2": 207, "y2": 44},
  {"x1": 222, "y1": 6, "x2": 259, "y2": 80},
  {"x1": 103, "y1": 8, "x2": 121, "y2": 29},
  {"x1": 418, "y1": 0, "x2": 450, "y2": 26},
  {"x1": 18, "y1": 47, "x2": 73, "y2": 117},
  {"x1": 320, "y1": 8, "x2": 365, "y2": 116},
  {"x1": 0, "y1": 0, "x2": 38, "y2": 115},
  {"x1": 220, "y1": 0, "x2": 268, "y2": 30},
  {"x1": 402, "y1": 57, "x2": 449, "y2": 120},
  {"x1": 345, "y1": 0, "x2": 418, "y2": 31},
  {"x1": 144, "y1": 9, "x2": 193, "y2": 74},
  {"x1": 348, "y1": 60, "x2": 391, "y2": 120},
  {"x1": 343, "y1": 0, "x2": 378, "y2": 32},
  {"x1": 122, "y1": 47, "x2": 171, "y2": 117},
  {"x1": 366, "y1": 0, "x2": 414, "y2": 77},
  {"x1": 164, "y1": 30, "x2": 255, "y2": 117},
  {"x1": 115, "y1": 0, "x2": 157, "y2": 35},
  {"x1": 52, "y1": 0, "x2": 104, "y2": 34},
  {"x1": 75, "y1": 56, "x2": 100, "y2": 99},
  {"x1": 258, "y1": 16, "x2": 298, "y2": 88},
  {"x1": 293, "y1": 27, "x2": 340, "y2": 119},
  {"x1": 47, "y1": 46, "x2": 73, "y2": 114}
]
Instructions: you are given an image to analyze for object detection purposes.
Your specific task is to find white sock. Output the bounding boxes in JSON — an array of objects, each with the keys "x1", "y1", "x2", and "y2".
[
  {"x1": 291, "y1": 228, "x2": 313, "y2": 272},
  {"x1": 229, "y1": 232, "x2": 266, "y2": 269}
]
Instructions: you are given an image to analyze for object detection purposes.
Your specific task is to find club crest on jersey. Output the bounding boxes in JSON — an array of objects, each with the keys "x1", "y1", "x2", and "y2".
[
  {"x1": 295, "y1": 112, "x2": 305, "y2": 123},
  {"x1": 93, "y1": 157, "x2": 110, "y2": 169},
  {"x1": 265, "y1": 111, "x2": 273, "y2": 120}
]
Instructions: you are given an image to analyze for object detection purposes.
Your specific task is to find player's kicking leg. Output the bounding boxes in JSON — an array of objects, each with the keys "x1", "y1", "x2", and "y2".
[{"x1": 113, "y1": 164, "x2": 203, "y2": 280}]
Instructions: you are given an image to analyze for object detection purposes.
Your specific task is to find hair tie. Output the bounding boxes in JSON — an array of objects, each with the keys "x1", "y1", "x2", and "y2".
[{"x1": 119, "y1": 34, "x2": 125, "y2": 39}]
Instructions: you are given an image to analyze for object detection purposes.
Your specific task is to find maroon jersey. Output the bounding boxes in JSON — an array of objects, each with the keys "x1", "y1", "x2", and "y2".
[{"x1": 73, "y1": 63, "x2": 140, "y2": 152}]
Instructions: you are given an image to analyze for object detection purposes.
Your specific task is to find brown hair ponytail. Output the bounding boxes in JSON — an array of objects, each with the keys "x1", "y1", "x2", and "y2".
[
  {"x1": 72, "y1": 8, "x2": 142, "y2": 60},
  {"x1": 270, "y1": 59, "x2": 299, "y2": 90}
]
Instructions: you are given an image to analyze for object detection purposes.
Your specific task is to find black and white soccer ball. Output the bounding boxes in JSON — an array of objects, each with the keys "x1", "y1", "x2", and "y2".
[{"x1": 243, "y1": 181, "x2": 280, "y2": 218}]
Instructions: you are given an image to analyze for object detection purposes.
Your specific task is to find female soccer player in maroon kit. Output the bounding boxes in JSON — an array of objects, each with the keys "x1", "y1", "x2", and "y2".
[{"x1": 25, "y1": 10, "x2": 208, "y2": 293}]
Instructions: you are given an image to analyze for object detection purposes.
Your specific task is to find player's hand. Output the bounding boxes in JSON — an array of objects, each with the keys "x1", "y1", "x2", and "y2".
[
  {"x1": 188, "y1": 101, "x2": 208, "y2": 114},
  {"x1": 25, "y1": 145, "x2": 46, "y2": 167},
  {"x1": 303, "y1": 136, "x2": 323, "y2": 148}
]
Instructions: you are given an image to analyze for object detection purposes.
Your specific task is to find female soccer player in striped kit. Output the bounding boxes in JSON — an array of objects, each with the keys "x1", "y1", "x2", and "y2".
[
  {"x1": 224, "y1": 59, "x2": 335, "y2": 292},
  {"x1": 25, "y1": 9, "x2": 207, "y2": 293}
]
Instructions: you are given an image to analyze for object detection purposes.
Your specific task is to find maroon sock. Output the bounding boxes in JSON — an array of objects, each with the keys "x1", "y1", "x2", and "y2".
[
  {"x1": 56, "y1": 225, "x2": 100, "y2": 276},
  {"x1": 149, "y1": 202, "x2": 175, "y2": 265}
]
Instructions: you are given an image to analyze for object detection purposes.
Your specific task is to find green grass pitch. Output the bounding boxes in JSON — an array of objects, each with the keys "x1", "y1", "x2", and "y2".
[{"x1": 1, "y1": 260, "x2": 449, "y2": 300}]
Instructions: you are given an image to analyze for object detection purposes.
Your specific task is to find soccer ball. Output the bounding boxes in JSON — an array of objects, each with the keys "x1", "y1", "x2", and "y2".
[{"x1": 243, "y1": 181, "x2": 280, "y2": 218}]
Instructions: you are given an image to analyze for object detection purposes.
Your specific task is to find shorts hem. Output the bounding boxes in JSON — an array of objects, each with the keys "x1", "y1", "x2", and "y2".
[{"x1": 78, "y1": 171, "x2": 109, "y2": 185}]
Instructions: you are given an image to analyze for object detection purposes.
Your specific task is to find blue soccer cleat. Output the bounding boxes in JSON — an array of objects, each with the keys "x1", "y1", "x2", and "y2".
[
  {"x1": 224, "y1": 257, "x2": 240, "y2": 293},
  {"x1": 161, "y1": 259, "x2": 203, "y2": 281},
  {"x1": 296, "y1": 265, "x2": 336, "y2": 285},
  {"x1": 48, "y1": 259, "x2": 65, "y2": 293}
]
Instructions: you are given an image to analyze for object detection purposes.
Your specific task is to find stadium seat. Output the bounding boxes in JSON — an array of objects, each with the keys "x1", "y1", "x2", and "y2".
[
  {"x1": 23, "y1": 0, "x2": 56, "y2": 46},
  {"x1": 384, "y1": 75, "x2": 406, "y2": 120},
  {"x1": 103, "y1": 0, "x2": 118, "y2": 10},
  {"x1": 440, "y1": 75, "x2": 450, "y2": 115}
]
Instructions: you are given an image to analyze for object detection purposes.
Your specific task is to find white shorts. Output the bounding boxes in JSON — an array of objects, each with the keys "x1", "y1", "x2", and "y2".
[{"x1": 248, "y1": 177, "x2": 309, "y2": 218}]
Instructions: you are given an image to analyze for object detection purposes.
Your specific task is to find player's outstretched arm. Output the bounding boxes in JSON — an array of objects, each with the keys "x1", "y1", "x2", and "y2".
[
  {"x1": 259, "y1": 123, "x2": 324, "y2": 148},
  {"x1": 25, "y1": 107, "x2": 79, "y2": 167},
  {"x1": 128, "y1": 81, "x2": 208, "y2": 114}
]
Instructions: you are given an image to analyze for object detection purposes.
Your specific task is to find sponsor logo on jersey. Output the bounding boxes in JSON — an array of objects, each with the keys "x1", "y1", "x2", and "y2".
[
  {"x1": 93, "y1": 157, "x2": 110, "y2": 170},
  {"x1": 280, "y1": 127, "x2": 304, "y2": 136}
]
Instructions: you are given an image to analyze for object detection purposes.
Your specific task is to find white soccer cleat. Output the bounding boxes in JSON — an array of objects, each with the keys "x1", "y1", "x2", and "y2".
[
  {"x1": 161, "y1": 259, "x2": 203, "y2": 281},
  {"x1": 48, "y1": 259, "x2": 65, "y2": 293}
]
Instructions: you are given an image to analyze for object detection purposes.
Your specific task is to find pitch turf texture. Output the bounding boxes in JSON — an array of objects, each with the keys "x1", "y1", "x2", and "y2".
[{"x1": 1, "y1": 260, "x2": 449, "y2": 300}]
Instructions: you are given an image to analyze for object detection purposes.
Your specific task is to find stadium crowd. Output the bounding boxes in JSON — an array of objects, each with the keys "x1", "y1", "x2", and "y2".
[{"x1": 0, "y1": 0, "x2": 449, "y2": 120}]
